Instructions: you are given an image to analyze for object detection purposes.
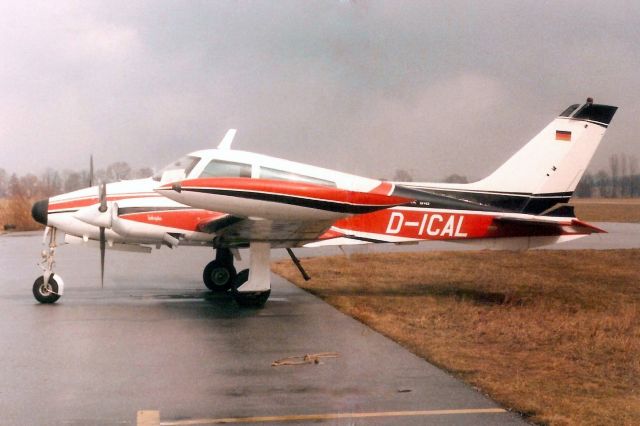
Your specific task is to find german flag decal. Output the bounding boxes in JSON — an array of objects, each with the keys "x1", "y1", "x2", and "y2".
[{"x1": 556, "y1": 130, "x2": 572, "y2": 141}]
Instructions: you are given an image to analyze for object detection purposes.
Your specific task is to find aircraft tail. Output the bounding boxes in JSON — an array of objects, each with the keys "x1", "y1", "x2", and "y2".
[{"x1": 400, "y1": 99, "x2": 618, "y2": 214}]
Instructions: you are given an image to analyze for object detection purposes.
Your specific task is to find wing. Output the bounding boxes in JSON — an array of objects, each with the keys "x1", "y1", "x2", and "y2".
[
  {"x1": 157, "y1": 178, "x2": 413, "y2": 221},
  {"x1": 197, "y1": 214, "x2": 335, "y2": 248},
  {"x1": 160, "y1": 178, "x2": 415, "y2": 247}
]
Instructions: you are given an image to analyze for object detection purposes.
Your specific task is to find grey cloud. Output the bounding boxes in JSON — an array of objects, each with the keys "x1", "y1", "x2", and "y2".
[{"x1": 1, "y1": 0, "x2": 639, "y2": 181}]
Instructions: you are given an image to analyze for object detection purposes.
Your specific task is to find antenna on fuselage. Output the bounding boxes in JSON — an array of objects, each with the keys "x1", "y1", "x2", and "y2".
[{"x1": 217, "y1": 129, "x2": 237, "y2": 150}]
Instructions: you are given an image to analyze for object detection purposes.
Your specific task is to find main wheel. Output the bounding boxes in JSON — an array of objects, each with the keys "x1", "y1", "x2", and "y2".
[
  {"x1": 203, "y1": 260, "x2": 236, "y2": 292},
  {"x1": 231, "y1": 269, "x2": 270, "y2": 308},
  {"x1": 33, "y1": 275, "x2": 61, "y2": 304}
]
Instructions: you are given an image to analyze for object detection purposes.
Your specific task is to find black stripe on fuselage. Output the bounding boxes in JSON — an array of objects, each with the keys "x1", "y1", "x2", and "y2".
[
  {"x1": 398, "y1": 185, "x2": 572, "y2": 215},
  {"x1": 49, "y1": 209, "x2": 79, "y2": 214},
  {"x1": 391, "y1": 186, "x2": 510, "y2": 213},
  {"x1": 344, "y1": 235, "x2": 390, "y2": 244},
  {"x1": 117, "y1": 206, "x2": 195, "y2": 216},
  {"x1": 181, "y1": 188, "x2": 400, "y2": 214}
]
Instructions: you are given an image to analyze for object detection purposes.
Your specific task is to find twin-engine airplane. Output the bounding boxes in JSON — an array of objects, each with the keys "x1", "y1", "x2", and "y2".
[{"x1": 31, "y1": 99, "x2": 617, "y2": 307}]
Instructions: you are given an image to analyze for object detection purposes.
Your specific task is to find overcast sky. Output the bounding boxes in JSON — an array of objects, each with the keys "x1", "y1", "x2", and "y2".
[{"x1": 1, "y1": 0, "x2": 639, "y2": 181}]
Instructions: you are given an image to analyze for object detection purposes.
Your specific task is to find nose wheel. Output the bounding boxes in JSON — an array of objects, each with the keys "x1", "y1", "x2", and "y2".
[{"x1": 33, "y1": 275, "x2": 61, "y2": 304}]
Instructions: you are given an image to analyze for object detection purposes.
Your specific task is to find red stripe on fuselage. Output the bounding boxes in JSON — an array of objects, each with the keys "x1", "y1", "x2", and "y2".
[
  {"x1": 119, "y1": 210, "x2": 224, "y2": 232},
  {"x1": 369, "y1": 181, "x2": 395, "y2": 196},
  {"x1": 49, "y1": 194, "x2": 160, "y2": 212},
  {"x1": 167, "y1": 178, "x2": 412, "y2": 207}
]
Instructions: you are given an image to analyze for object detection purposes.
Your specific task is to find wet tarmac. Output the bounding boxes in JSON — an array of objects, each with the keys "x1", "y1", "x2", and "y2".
[{"x1": 0, "y1": 232, "x2": 530, "y2": 425}]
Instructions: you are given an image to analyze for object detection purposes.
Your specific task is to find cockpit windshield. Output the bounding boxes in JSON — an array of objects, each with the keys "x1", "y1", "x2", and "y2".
[{"x1": 152, "y1": 155, "x2": 200, "y2": 181}]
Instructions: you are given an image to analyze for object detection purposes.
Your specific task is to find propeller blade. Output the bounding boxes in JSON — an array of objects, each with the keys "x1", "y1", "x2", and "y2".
[
  {"x1": 99, "y1": 226, "x2": 105, "y2": 288},
  {"x1": 42, "y1": 226, "x2": 50, "y2": 244},
  {"x1": 89, "y1": 155, "x2": 94, "y2": 187},
  {"x1": 98, "y1": 182, "x2": 107, "y2": 213},
  {"x1": 98, "y1": 180, "x2": 107, "y2": 288}
]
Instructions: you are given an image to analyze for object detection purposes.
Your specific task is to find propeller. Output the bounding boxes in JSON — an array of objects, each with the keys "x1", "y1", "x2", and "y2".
[
  {"x1": 98, "y1": 181, "x2": 107, "y2": 288},
  {"x1": 89, "y1": 155, "x2": 94, "y2": 187}
]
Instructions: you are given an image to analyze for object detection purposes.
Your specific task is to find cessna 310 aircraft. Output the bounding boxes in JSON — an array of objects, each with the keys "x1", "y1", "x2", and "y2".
[{"x1": 31, "y1": 99, "x2": 617, "y2": 307}]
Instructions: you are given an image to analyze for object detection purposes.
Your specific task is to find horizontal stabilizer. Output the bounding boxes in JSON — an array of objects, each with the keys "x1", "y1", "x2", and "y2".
[{"x1": 493, "y1": 216, "x2": 606, "y2": 237}]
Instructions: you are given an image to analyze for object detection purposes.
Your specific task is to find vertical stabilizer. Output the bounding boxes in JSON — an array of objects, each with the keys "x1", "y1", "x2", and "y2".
[
  {"x1": 397, "y1": 99, "x2": 618, "y2": 214},
  {"x1": 472, "y1": 100, "x2": 617, "y2": 198}
]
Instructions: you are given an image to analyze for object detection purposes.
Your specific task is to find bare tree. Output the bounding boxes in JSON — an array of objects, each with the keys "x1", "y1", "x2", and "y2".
[
  {"x1": 393, "y1": 169, "x2": 413, "y2": 182},
  {"x1": 18, "y1": 174, "x2": 40, "y2": 198},
  {"x1": 0, "y1": 168, "x2": 7, "y2": 197},
  {"x1": 134, "y1": 167, "x2": 154, "y2": 179},
  {"x1": 63, "y1": 171, "x2": 84, "y2": 192},
  {"x1": 575, "y1": 172, "x2": 594, "y2": 198},
  {"x1": 443, "y1": 174, "x2": 468, "y2": 184},
  {"x1": 609, "y1": 154, "x2": 620, "y2": 198},
  {"x1": 40, "y1": 168, "x2": 62, "y2": 197},
  {"x1": 629, "y1": 156, "x2": 639, "y2": 197},
  {"x1": 8, "y1": 174, "x2": 24, "y2": 198},
  {"x1": 594, "y1": 170, "x2": 610, "y2": 198},
  {"x1": 629, "y1": 155, "x2": 638, "y2": 176},
  {"x1": 106, "y1": 162, "x2": 132, "y2": 182}
]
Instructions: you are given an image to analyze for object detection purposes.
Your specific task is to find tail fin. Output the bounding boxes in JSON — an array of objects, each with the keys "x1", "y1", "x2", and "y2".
[
  {"x1": 400, "y1": 99, "x2": 618, "y2": 214},
  {"x1": 474, "y1": 99, "x2": 617, "y2": 196}
]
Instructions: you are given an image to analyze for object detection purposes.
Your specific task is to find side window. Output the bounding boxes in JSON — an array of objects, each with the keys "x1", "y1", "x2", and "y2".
[
  {"x1": 260, "y1": 167, "x2": 335, "y2": 187},
  {"x1": 200, "y1": 160, "x2": 251, "y2": 178}
]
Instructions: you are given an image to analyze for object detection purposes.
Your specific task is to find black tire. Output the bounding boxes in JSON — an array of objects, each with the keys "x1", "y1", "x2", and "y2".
[
  {"x1": 33, "y1": 275, "x2": 61, "y2": 304},
  {"x1": 203, "y1": 260, "x2": 236, "y2": 292},
  {"x1": 231, "y1": 269, "x2": 270, "y2": 308}
]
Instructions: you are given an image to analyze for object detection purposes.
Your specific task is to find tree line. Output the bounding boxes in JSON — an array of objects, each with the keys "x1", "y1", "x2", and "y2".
[
  {"x1": 574, "y1": 154, "x2": 640, "y2": 198},
  {"x1": 1, "y1": 153, "x2": 639, "y2": 200},
  {"x1": 0, "y1": 162, "x2": 153, "y2": 199}
]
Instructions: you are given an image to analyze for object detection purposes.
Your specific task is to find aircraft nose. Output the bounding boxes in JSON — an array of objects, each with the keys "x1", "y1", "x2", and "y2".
[{"x1": 31, "y1": 198, "x2": 49, "y2": 226}]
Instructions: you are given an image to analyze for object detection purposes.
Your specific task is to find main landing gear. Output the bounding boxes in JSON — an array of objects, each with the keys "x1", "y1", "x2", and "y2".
[
  {"x1": 203, "y1": 243, "x2": 271, "y2": 308},
  {"x1": 33, "y1": 227, "x2": 64, "y2": 304}
]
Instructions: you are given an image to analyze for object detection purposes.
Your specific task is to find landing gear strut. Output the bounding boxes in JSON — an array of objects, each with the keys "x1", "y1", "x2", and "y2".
[
  {"x1": 203, "y1": 248, "x2": 236, "y2": 292},
  {"x1": 230, "y1": 242, "x2": 271, "y2": 308},
  {"x1": 33, "y1": 227, "x2": 63, "y2": 304},
  {"x1": 203, "y1": 244, "x2": 271, "y2": 307}
]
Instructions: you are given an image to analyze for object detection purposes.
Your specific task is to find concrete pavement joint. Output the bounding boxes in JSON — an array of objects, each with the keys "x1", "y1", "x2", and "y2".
[{"x1": 151, "y1": 408, "x2": 508, "y2": 425}]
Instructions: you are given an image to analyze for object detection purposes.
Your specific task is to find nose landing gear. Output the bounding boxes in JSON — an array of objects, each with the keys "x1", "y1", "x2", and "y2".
[{"x1": 33, "y1": 227, "x2": 63, "y2": 304}]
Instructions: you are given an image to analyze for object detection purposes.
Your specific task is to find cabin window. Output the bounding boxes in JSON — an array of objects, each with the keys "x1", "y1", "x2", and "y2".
[
  {"x1": 199, "y1": 160, "x2": 251, "y2": 178},
  {"x1": 259, "y1": 167, "x2": 335, "y2": 187}
]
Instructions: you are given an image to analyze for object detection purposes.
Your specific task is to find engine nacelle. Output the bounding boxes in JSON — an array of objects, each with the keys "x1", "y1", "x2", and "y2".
[
  {"x1": 110, "y1": 203, "x2": 178, "y2": 246},
  {"x1": 74, "y1": 204, "x2": 113, "y2": 228}
]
